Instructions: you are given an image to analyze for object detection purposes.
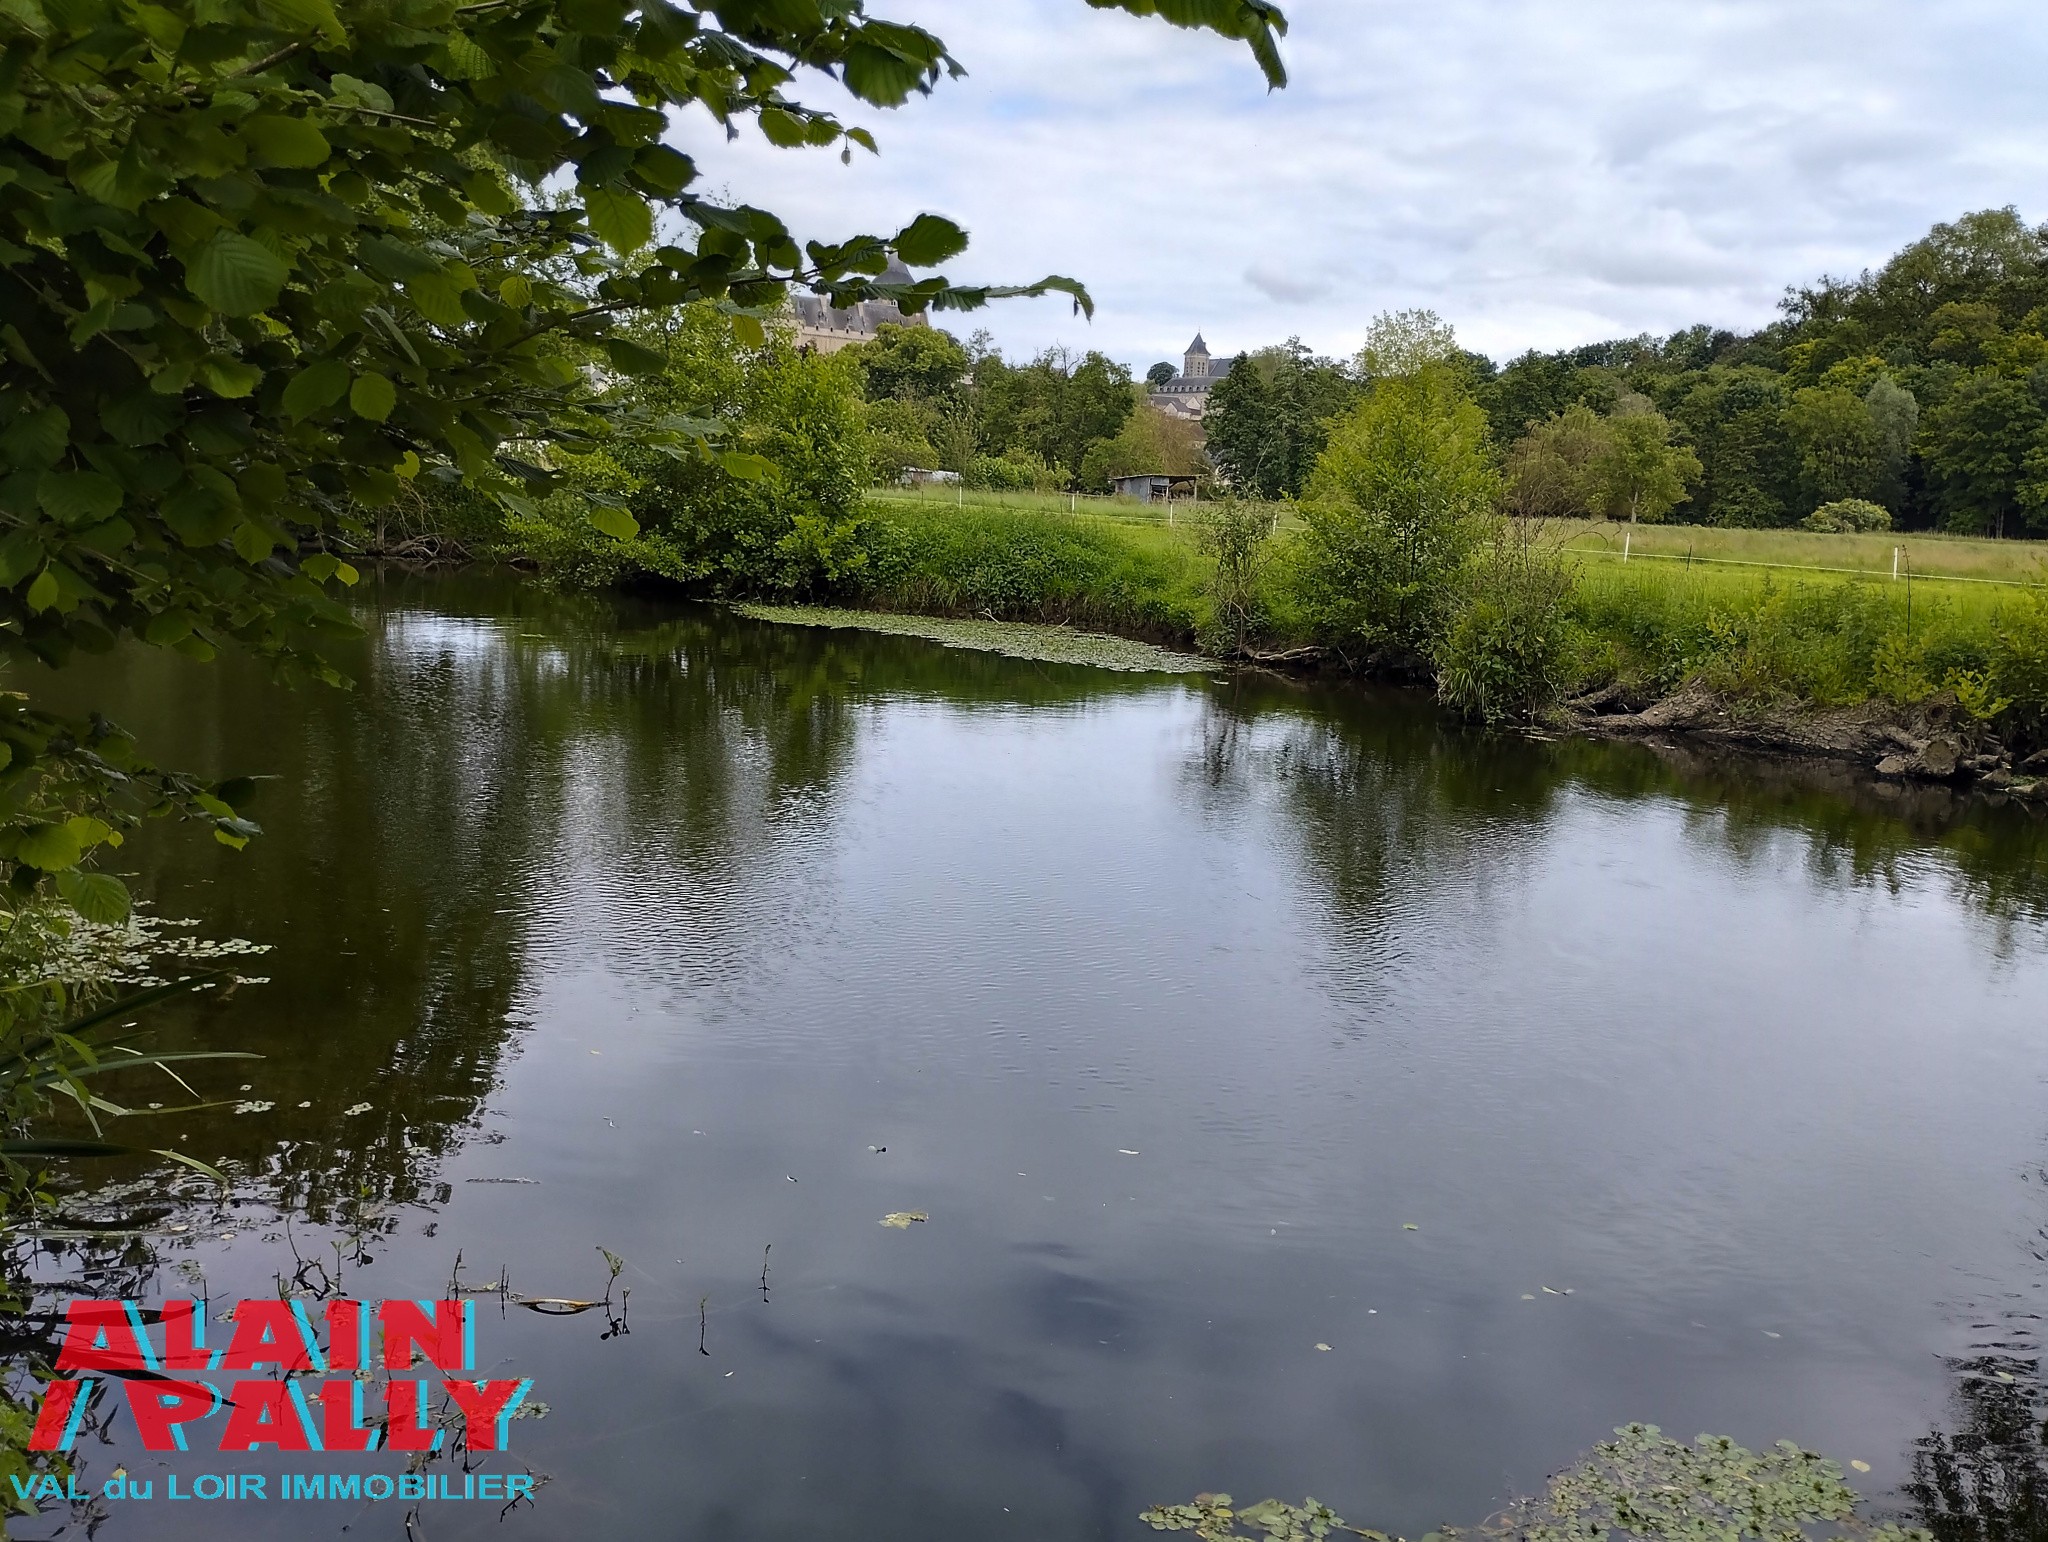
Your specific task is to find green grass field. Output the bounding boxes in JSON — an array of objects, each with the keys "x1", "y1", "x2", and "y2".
[
  {"x1": 1556, "y1": 519, "x2": 2048, "y2": 589},
  {"x1": 868, "y1": 483, "x2": 1265, "y2": 536},
  {"x1": 873, "y1": 488, "x2": 2048, "y2": 589}
]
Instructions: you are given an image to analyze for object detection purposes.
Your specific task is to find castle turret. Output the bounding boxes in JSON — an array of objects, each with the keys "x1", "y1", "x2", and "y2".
[{"x1": 1183, "y1": 333, "x2": 1210, "y2": 380}]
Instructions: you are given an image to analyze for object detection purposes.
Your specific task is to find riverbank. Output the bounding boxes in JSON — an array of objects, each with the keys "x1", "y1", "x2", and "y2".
[
  {"x1": 447, "y1": 486, "x2": 2048, "y2": 790},
  {"x1": 836, "y1": 498, "x2": 2048, "y2": 788}
]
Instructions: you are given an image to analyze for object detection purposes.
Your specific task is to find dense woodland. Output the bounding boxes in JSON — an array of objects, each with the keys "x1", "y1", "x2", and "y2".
[
  {"x1": 1215, "y1": 209, "x2": 2048, "y2": 537},
  {"x1": 854, "y1": 209, "x2": 2048, "y2": 541}
]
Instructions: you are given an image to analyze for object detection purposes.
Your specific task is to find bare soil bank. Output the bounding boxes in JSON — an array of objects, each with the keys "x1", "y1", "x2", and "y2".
[{"x1": 1562, "y1": 682, "x2": 2048, "y2": 801}]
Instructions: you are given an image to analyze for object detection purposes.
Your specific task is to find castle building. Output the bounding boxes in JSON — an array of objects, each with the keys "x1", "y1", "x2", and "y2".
[
  {"x1": 1148, "y1": 333, "x2": 1227, "y2": 420},
  {"x1": 789, "y1": 259, "x2": 929, "y2": 353}
]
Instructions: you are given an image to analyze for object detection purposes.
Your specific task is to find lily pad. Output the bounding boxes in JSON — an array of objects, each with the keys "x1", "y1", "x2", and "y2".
[{"x1": 733, "y1": 604, "x2": 1211, "y2": 674}]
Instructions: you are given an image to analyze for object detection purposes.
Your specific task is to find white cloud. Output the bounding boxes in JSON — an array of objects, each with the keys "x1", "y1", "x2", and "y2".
[{"x1": 670, "y1": 0, "x2": 2048, "y2": 368}]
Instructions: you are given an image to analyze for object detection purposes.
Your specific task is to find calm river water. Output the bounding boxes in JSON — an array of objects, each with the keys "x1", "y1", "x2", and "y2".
[{"x1": 23, "y1": 570, "x2": 2048, "y2": 1540}]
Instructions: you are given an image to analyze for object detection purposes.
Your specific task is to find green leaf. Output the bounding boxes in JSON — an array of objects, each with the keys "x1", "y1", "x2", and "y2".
[
  {"x1": 16, "y1": 820, "x2": 82, "y2": 871},
  {"x1": 350, "y1": 373, "x2": 396, "y2": 421},
  {"x1": 232, "y1": 521, "x2": 275, "y2": 563},
  {"x1": 300, "y1": 553, "x2": 360, "y2": 585},
  {"x1": 37, "y1": 470, "x2": 122, "y2": 525},
  {"x1": 144, "y1": 609, "x2": 193, "y2": 644},
  {"x1": 0, "y1": 529, "x2": 44, "y2": 586},
  {"x1": 0, "y1": 1139, "x2": 127, "y2": 1159},
  {"x1": 718, "y1": 451, "x2": 778, "y2": 481},
  {"x1": 584, "y1": 184, "x2": 653, "y2": 255},
  {"x1": 55, "y1": 870, "x2": 130, "y2": 924},
  {"x1": 283, "y1": 358, "x2": 351, "y2": 416},
  {"x1": 155, "y1": 1148, "x2": 232, "y2": 1184},
  {"x1": 184, "y1": 230, "x2": 290, "y2": 316},
  {"x1": 605, "y1": 337, "x2": 667, "y2": 376},
  {"x1": 24, "y1": 568, "x2": 59, "y2": 612},
  {"x1": 161, "y1": 485, "x2": 236, "y2": 546},
  {"x1": 329, "y1": 72, "x2": 394, "y2": 112},
  {"x1": 589, "y1": 505, "x2": 638, "y2": 540},
  {"x1": 404, "y1": 268, "x2": 471, "y2": 327},
  {"x1": 757, "y1": 107, "x2": 807, "y2": 147},
  {"x1": 442, "y1": 34, "x2": 497, "y2": 79},
  {"x1": 843, "y1": 36, "x2": 939, "y2": 106},
  {"x1": 0, "y1": 404, "x2": 68, "y2": 468},
  {"x1": 103, "y1": 392, "x2": 181, "y2": 445},
  {"x1": 73, "y1": 517, "x2": 136, "y2": 555},
  {"x1": 892, "y1": 213, "x2": 969, "y2": 267},
  {"x1": 239, "y1": 114, "x2": 331, "y2": 169},
  {"x1": 632, "y1": 144, "x2": 695, "y2": 197},
  {"x1": 264, "y1": 0, "x2": 345, "y2": 42},
  {"x1": 197, "y1": 357, "x2": 263, "y2": 398}
]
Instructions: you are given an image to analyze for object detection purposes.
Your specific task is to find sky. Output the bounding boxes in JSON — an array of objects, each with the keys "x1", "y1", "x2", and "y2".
[{"x1": 671, "y1": 0, "x2": 2048, "y2": 373}]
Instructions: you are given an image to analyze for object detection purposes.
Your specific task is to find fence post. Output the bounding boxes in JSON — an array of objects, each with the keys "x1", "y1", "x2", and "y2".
[
  {"x1": 1892, "y1": 545, "x2": 1900, "y2": 581},
  {"x1": 1623, "y1": 530, "x2": 1630, "y2": 563}
]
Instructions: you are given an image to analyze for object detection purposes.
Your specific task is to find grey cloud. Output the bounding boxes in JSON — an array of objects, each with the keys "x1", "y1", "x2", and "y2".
[
  {"x1": 1244, "y1": 264, "x2": 1335, "y2": 304},
  {"x1": 671, "y1": 0, "x2": 2048, "y2": 365}
]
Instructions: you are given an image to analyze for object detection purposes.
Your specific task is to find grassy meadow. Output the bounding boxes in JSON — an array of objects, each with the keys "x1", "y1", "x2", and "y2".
[{"x1": 852, "y1": 488, "x2": 2048, "y2": 718}]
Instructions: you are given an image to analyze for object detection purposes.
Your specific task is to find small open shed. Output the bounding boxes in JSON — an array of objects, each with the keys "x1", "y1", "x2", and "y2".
[{"x1": 1110, "y1": 474, "x2": 1202, "y2": 504}]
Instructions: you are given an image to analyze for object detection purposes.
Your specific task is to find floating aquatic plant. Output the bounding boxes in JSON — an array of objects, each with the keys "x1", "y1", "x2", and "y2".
[{"x1": 733, "y1": 604, "x2": 1212, "y2": 674}]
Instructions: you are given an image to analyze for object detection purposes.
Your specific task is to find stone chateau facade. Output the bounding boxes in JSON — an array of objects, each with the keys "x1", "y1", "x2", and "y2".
[
  {"x1": 789, "y1": 260, "x2": 928, "y2": 353},
  {"x1": 1149, "y1": 334, "x2": 1225, "y2": 421}
]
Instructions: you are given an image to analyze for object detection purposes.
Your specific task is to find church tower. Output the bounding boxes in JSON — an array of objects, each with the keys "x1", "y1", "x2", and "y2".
[{"x1": 1183, "y1": 333, "x2": 1210, "y2": 380}]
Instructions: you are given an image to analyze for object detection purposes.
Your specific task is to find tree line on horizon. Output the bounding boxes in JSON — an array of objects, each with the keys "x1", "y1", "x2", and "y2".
[
  {"x1": 853, "y1": 208, "x2": 2048, "y2": 539},
  {"x1": 1203, "y1": 207, "x2": 2048, "y2": 539}
]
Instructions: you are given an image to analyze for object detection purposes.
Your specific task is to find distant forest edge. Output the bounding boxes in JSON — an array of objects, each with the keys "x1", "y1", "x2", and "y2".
[{"x1": 856, "y1": 208, "x2": 2048, "y2": 541}]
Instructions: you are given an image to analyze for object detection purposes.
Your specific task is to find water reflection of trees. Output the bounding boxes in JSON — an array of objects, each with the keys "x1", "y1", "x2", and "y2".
[
  {"x1": 1189, "y1": 673, "x2": 2048, "y2": 949},
  {"x1": 1907, "y1": 1346, "x2": 2048, "y2": 1542},
  {"x1": 28, "y1": 573, "x2": 1174, "y2": 1230}
]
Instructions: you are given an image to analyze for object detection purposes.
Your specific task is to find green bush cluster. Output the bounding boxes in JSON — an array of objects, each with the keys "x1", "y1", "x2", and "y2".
[
  {"x1": 962, "y1": 452, "x2": 1066, "y2": 493},
  {"x1": 1434, "y1": 524, "x2": 1578, "y2": 723},
  {"x1": 1802, "y1": 499, "x2": 1894, "y2": 533}
]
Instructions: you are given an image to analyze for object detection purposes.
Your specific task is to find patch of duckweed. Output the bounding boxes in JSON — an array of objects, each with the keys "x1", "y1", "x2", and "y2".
[{"x1": 733, "y1": 604, "x2": 1213, "y2": 674}]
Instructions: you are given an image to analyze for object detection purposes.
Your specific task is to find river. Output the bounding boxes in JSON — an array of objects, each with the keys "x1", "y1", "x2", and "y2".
[{"x1": 20, "y1": 569, "x2": 2048, "y2": 1540}]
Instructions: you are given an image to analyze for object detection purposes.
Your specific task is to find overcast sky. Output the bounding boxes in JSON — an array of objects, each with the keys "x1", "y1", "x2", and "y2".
[{"x1": 673, "y1": 0, "x2": 2048, "y2": 372}]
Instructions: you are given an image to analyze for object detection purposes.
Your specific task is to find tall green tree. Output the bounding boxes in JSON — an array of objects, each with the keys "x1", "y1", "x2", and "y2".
[
  {"x1": 1585, "y1": 405, "x2": 1701, "y2": 524},
  {"x1": 1920, "y1": 369, "x2": 2047, "y2": 536},
  {"x1": 1785, "y1": 386, "x2": 1884, "y2": 510},
  {"x1": 1670, "y1": 367, "x2": 1800, "y2": 527},
  {"x1": 1079, "y1": 400, "x2": 1206, "y2": 487},
  {"x1": 1295, "y1": 364, "x2": 1497, "y2": 666},
  {"x1": 1204, "y1": 339, "x2": 1357, "y2": 498},
  {"x1": 848, "y1": 324, "x2": 970, "y2": 412},
  {"x1": 1503, "y1": 404, "x2": 1609, "y2": 519},
  {"x1": 1864, "y1": 375, "x2": 1921, "y2": 511},
  {"x1": 973, "y1": 347, "x2": 1135, "y2": 485}
]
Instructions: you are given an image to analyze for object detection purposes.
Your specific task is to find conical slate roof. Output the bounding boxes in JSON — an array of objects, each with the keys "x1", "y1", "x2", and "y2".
[{"x1": 1185, "y1": 332, "x2": 1209, "y2": 354}]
